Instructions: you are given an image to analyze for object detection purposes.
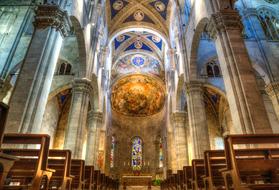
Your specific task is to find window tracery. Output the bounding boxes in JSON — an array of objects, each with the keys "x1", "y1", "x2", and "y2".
[
  {"x1": 58, "y1": 62, "x2": 72, "y2": 75},
  {"x1": 159, "y1": 138, "x2": 163, "y2": 168},
  {"x1": 110, "y1": 136, "x2": 116, "y2": 168},
  {"x1": 206, "y1": 61, "x2": 221, "y2": 78},
  {"x1": 258, "y1": 8, "x2": 279, "y2": 40},
  {"x1": 131, "y1": 137, "x2": 143, "y2": 171}
]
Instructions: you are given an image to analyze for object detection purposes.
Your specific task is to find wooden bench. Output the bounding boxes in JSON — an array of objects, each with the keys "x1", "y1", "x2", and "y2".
[
  {"x1": 191, "y1": 159, "x2": 205, "y2": 190},
  {"x1": 71, "y1": 159, "x2": 85, "y2": 190},
  {"x1": 0, "y1": 103, "x2": 18, "y2": 188},
  {"x1": 48, "y1": 149, "x2": 72, "y2": 190},
  {"x1": 222, "y1": 134, "x2": 279, "y2": 190},
  {"x1": 85, "y1": 166, "x2": 94, "y2": 190},
  {"x1": 183, "y1": 166, "x2": 192, "y2": 190},
  {"x1": 1, "y1": 134, "x2": 54, "y2": 190},
  {"x1": 94, "y1": 170, "x2": 100, "y2": 190},
  {"x1": 203, "y1": 150, "x2": 227, "y2": 190}
]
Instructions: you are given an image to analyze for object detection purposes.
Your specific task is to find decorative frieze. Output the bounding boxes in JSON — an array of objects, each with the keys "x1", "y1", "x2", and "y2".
[
  {"x1": 34, "y1": 4, "x2": 71, "y2": 37},
  {"x1": 207, "y1": 10, "x2": 243, "y2": 39}
]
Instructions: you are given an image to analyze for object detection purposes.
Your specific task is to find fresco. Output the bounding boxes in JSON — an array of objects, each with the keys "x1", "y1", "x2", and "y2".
[
  {"x1": 111, "y1": 74, "x2": 165, "y2": 117},
  {"x1": 112, "y1": 54, "x2": 163, "y2": 79}
]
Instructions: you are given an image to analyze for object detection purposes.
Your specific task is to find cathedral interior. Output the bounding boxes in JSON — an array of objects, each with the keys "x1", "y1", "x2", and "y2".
[{"x1": 0, "y1": 0, "x2": 279, "y2": 189}]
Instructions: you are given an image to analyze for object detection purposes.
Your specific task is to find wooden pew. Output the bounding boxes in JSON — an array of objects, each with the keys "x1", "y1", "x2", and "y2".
[
  {"x1": 183, "y1": 166, "x2": 192, "y2": 190},
  {"x1": 191, "y1": 159, "x2": 205, "y2": 190},
  {"x1": 48, "y1": 149, "x2": 72, "y2": 190},
  {"x1": 85, "y1": 166, "x2": 94, "y2": 190},
  {"x1": 177, "y1": 170, "x2": 184, "y2": 190},
  {"x1": 1, "y1": 134, "x2": 54, "y2": 190},
  {"x1": 94, "y1": 170, "x2": 100, "y2": 190},
  {"x1": 222, "y1": 134, "x2": 279, "y2": 190},
  {"x1": 71, "y1": 159, "x2": 85, "y2": 190},
  {"x1": 203, "y1": 150, "x2": 227, "y2": 190},
  {"x1": 0, "y1": 103, "x2": 18, "y2": 188}
]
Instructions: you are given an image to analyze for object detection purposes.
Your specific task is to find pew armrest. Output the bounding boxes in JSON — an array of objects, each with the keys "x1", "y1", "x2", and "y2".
[{"x1": 219, "y1": 168, "x2": 231, "y2": 174}]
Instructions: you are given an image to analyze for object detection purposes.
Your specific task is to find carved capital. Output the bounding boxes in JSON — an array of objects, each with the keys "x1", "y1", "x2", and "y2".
[
  {"x1": 88, "y1": 111, "x2": 103, "y2": 124},
  {"x1": 186, "y1": 81, "x2": 204, "y2": 93},
  {"x1": 73, "y1": 78, "x2": 93, "y2": 94},
  {"x1": 207, "y1": 10, "x2": 243, "y2": 39},
  {"x1": 34, "y1": 4, "x2": 72, "y2": 37},
  {"x1": 242, "y1": 8, "x2": 258, "y2": 18},
  {"x1": 266, "y1": 82, "x2": 279, "y2": 98},
  {"x1": 171, "y1": 112, "x2": 187, "y2": 124}
]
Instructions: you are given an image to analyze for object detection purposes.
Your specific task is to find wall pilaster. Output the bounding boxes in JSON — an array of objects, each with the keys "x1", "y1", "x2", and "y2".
[
  {"x1": 171, "y1": 111, "x2": 189, "y2": 168},
  {"x1": 186, "y1": 81, "x2": 210, "y2": 160},
  {"x1": 64, "y1": 78, "x2": 92, "y2": 159},
  {"x1": 85, "y1": 111, "x2": 103, "y2": 166}
]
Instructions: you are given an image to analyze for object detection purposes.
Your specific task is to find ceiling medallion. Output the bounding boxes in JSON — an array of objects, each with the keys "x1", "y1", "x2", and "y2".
[
  {"x1": 116, "y1": 35, "x2": 125, "y2": 42},
  {"x1": 134, "y1": 10, "x2": 145, "y2": 21},
  {"x1": 154, "y1": 1, "x2": 166, "y2": 12},
  {"x1": 113, "y1": 0, "x2": 124, "y2": 11},
  {"x1": 131, "y1": 55, "x2": 145, "y2": 67},
  {"x1": 134, "y1": 40, "x2": 143, "y2": 49},
  {"x1": 152, "y1": 35, "x2": 161, "y2": 43}
]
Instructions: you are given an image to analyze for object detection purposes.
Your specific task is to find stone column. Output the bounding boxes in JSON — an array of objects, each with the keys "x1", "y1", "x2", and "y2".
[
  {"x1": 171, "y1": 112, "x2": 189, "y2": 168},
  {"x1": 186, "y1": 81, "x2": 210, "y2": 160},
  {"x1": 64, "y1": 78, "x2": 92, "y2": 159},
  {"x1": 207, "y1": 10, "x2": 272, "y2": 134},
  {"x1": 85, "y1": 111, "x2": 103, "y2": 166},
  {"x1": 266, "y1": 82, "x2": 279, "y2": 121},
  {"x1": 5, "y1": 5, "x2": 71, "y2": 133}
]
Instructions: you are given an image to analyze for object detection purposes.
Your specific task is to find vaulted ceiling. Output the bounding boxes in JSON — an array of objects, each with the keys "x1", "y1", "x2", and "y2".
[{"x1": 106, "y1": 0, "x2": 171, "y2": 37}]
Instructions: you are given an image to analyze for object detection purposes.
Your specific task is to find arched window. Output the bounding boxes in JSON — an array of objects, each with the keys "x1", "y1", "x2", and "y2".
[
  {"x1": 159, "y1": 138, "x2": 163, "y2": 168},
  {"x1": 131, "y1": 137, "x2": 143, "y2": 171},
  {"x1": 58, "y1": 62, "x2": 72, "y2": 75},
  {"x1": 258, "y1": 8, "x2": 279, "y2": 40},
  {"x1": 184, "y1": 0, "x2": 191, "y2": 24},
  {"x1": 206, "y1": 61, "x2": 221, "y2": 77},
  {"x1": 110, "y1": 136, "x2": 116, "y2": 168}
]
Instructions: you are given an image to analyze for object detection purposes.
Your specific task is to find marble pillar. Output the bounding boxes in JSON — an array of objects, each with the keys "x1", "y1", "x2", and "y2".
[
  {"x1": 186, "y1": 81, "x2": 210, "y2": 160},
  {"x1": 266, "y1": 82, "x2": 279, "y2": 121},
  {"x1": 171, "y1": 112, "x2": 189, "y2": 168},
  {"x1": 64, "y1": 78, "x2": 92, "y2": 159},
  {"x1": 207, "y1": 10, "x2": 272, "y2": 134},
  {"x1": 85, "y1": 111, "x2": 103, "y2": 166},
  {"x1": 5, "y1": 5, "x2": 71, "y2": 133}
]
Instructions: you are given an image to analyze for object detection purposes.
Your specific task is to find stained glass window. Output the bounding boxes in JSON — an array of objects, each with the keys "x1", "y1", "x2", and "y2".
[
  {"x1": 110, "y1": 136, "x2": 116, "y2": 168},
  {"x1": 159, "y1": 138, "x2": 163, "y2": 168},
  {"x1": 131, "y1": 137, "x2": 143, "y2": 171}
]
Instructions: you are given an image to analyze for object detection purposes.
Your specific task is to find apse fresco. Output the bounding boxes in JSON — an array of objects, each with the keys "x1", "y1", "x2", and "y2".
[
  {"x1": 111, "y1": 54, "x2": 163, "y2": 80},
  {"x1": 111, "y1": 74, "x2": 165, "y2": 117}
]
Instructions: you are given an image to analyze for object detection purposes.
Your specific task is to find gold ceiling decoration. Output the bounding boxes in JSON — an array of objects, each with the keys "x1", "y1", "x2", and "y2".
[{"x1": 111, "y1": 74, "x2": 165, "y2": 117}]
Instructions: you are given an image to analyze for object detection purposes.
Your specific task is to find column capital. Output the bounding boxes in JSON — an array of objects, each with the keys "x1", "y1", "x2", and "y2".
[
  {"x1": 266, "y1": 82, "x2": 279, "y2": 98},
  {"x1": 88, "y1": 111, "x2": 103, "y2": 123},
  {"x1": 171, "y1": 111, "x2": 187, "y2": 123},
  {"x1": 207, "y1": 10, "x2": 243, "y2": 39},
  {"x1": 73, "y1": 78, "x2": 93, "y2": 94},
  {"x1": 34, "y1": 4, "x2": 72, "y2": 37},
  {"x1": 242, "y1": 8, "x2": 259, "y2": 18},
  {"x1": 186, "y1": 81, "x2": 204, "y2": 93}
]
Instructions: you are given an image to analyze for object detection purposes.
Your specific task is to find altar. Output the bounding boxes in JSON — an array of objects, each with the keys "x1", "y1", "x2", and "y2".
[{"x1": 122, "y1": 175, "x2": 153, "y2": 187}]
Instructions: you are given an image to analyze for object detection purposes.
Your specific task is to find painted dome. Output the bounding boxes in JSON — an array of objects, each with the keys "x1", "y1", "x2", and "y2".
[{"x1": 111, "y1": 74, "x2": 165, "y2": 117}]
